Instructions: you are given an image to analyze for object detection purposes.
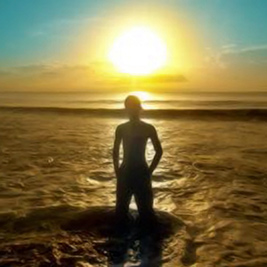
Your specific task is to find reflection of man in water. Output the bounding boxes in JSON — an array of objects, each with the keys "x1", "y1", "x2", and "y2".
[{"x1": 113, "y1": 95, "x2": 163, "y2": 225}]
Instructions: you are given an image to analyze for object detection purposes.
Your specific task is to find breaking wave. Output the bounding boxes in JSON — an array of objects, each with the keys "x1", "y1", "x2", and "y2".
[{"x1": 1, "y1": 106, "x2": 266, "y2": 120}]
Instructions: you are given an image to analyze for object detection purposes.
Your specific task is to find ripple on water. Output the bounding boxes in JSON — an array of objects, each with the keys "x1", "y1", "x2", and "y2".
[{"x1": 0, "y1": 205, "x2": 194, "y2": 266}]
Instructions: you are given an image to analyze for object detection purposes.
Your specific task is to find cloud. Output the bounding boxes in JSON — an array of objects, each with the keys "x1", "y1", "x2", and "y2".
[
  {"x1": 0, "y1": 63, "x2": 98, "y2": 91},
  {"x1": 223, "y1": 44, "x2": 267, "y2": 55},
  {"x1": 0, "y1": 62, "x2": 187, "y2": 92},
  {"x1": 108, "y1": 73, "x2": 187, "y2": 85},
  {"x1": 0, "y1": 70, "x2": 13, "y2": 77},
  {"x1": 140, "y1": 74, "x2": 187, "y2": 83},
  {"x1": 28, "y1": 16, "x2": 102, "y2": 38},
  {"x1": 204, "y1": 44, "x2": 267, "y2": 70},
  {"x1": 1, "y1": 63, "x2": 93, "y2": 77},
  {"x1": 221, "y1": 44, "x2": 267, "y2": 67}
]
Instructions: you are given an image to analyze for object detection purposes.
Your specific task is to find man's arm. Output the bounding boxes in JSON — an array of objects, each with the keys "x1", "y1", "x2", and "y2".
[
  {"x1": 148, "y1": 125, "x2": 163, "y2": 176},
  {"x1": 113, "y1": 126, "x2": 122, "y2": 178}
]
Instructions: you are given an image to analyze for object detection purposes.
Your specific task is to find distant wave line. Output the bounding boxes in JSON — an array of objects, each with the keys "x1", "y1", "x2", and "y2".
[
  {"x1": 1, "y1": 106, "x2": 267, "y2": 120},
  {"x1": 68, "y1": 100, "x2": 267, "y2": 105}
]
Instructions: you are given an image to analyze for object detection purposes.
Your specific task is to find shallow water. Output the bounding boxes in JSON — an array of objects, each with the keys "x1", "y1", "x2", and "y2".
[{"x1": 0, "y1": 109, "x2": 267, "y2": 266}]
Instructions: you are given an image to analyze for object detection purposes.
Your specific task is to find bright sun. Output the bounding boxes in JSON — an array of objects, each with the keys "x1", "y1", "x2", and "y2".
[{"x1": 109, "y1": 26, "x2": 167, "y2": 76}]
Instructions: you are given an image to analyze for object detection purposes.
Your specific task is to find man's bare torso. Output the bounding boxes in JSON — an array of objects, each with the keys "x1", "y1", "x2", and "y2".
[{"x1": 117, "y1": 120, "x2": 154, "y2": 167}]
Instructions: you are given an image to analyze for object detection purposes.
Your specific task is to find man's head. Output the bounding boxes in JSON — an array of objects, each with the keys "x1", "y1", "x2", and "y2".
[{"x1": 124, "y1": 95, "x2": 142, "y2": 120}]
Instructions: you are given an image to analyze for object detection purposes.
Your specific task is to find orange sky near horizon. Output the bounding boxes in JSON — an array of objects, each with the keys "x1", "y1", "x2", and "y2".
[{"x1": 0, "y1": 1, "x2": 266, "y2": 93}]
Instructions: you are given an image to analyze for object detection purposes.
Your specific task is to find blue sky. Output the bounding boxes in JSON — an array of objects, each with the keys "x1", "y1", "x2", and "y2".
[
  {"x1": 0, "y1": 0, "x2": 266, "y2": 91},
  {"x1": 0, "y1": 0, "x2": 113, "y2": 65}
]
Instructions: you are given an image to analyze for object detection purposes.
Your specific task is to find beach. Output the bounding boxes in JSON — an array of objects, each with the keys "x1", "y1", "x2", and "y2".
[
  {"x1": 1, "y1": 0, "x2": 267, "y2": 265},
  {"x1": 0, "y1": 98, "x2": 267, "y2": 266}
]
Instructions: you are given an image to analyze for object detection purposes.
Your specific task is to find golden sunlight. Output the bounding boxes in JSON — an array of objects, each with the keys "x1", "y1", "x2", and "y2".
[
  {"x1": 108, "y1": 26, "x2": 167, "y2": 76},
  {"x1": 130, "y1": 91, "x2": 151, "y2": 101}
]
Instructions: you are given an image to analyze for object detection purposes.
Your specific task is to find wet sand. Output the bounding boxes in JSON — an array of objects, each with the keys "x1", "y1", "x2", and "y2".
[{"x1": 0, "y1": 109, "x2": 267, "y2": 266}]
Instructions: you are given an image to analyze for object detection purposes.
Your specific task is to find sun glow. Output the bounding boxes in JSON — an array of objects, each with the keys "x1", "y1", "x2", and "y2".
[
  {"x1": 130, "y1": 91, "x2": 151, "y2": 101},
  {"x1": 108, "y1": 26, "x2": 167, "y2": 76}
]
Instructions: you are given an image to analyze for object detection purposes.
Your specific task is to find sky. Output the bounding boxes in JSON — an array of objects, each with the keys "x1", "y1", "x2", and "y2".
[{"x1": 0, "y1": 0, "x2": 266, "y2": 93}]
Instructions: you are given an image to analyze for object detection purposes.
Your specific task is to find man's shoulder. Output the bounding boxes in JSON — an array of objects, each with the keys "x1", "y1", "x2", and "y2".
[
  {"x1": 116, "y1": 122, "x2": 129, "y2": 131},
  {"x1": 140, "y1": 120, "x2": 156, "y2": 132}
]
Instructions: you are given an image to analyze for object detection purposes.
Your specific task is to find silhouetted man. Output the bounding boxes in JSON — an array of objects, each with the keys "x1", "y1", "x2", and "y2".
[{"x1": 113, "y1": 95, "x2": 163, "y2": 226}]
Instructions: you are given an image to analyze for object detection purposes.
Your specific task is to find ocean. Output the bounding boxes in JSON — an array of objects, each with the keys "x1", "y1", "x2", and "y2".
[
  {"x1": 0, "y1": 91, "x2": 267, "y2": 266},
  {"x1": 1, "y1": 91, "x2": 267, "y2": 110}
]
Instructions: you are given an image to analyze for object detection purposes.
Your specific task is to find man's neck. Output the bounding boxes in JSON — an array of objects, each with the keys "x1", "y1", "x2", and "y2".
[{"x1": 129, "y1": 117, "x2": 140, "y2": 123}]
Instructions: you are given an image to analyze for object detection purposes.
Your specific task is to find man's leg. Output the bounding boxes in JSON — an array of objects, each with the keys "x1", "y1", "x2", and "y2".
[
  {"x1": 116, "y1": 176, "x2": 132, "y2": 223},
  {"x1": 134, "y1": 173, "x2": 155, "y2": 224}
]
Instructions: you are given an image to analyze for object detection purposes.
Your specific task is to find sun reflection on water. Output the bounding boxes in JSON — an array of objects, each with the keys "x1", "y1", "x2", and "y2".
[{"x1": 119, "y1": 90, "x2": 162, "y2": 110}]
